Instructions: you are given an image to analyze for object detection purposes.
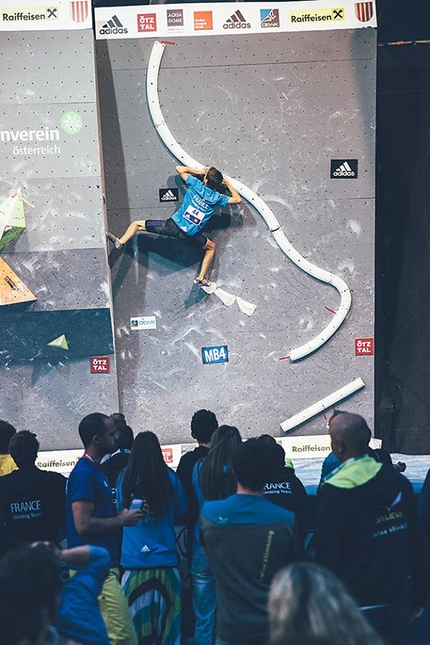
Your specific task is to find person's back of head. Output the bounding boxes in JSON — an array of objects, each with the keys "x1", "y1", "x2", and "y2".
[
  {"x1": 210, "y1": 424, "x2": 242, "y2": 455},
  {"x1": 327, "y1": 409, "x2": 346, "y2": 427},
  {"x1": 258, "y1": 435, "x2": 286, "y2": 471},
  {"x1": 191, "y1": 409, "x2": 218, "y2": 444},
  {"x1": 269, "y1": 562, "x2": 383, "y2": 645},
  {"x1": 200, "y1": 425, "x2": 242, "y2": 500},
  {"x1": 78, "y1": 412, "x2": 110, "y2": 448},
  {"x1": 122, "y1": 431, "x2": 172, "y2": 518},
  {"x1": 0, "y1": 542, "x2": 61, "y2": 644},
  {"x1": 8, "y1": 430, "x2": 39, "y2": 469},
  {"x1": 0, "y1": 419, "x2": 17, "y2": 454},
  {"x1": 110, "y1": 412, "x2": 127, "y2": 430},
  {"x1": 329, "y1": 412, "x2": 371, "y2": 461},
  {"x1": 273, "y1": 442, "x2": 287, "y2": 470},
  {"x1": 126, "y1": 431, "x2": 164, "y2": 472},
  {"x1": 205, "y1": 167, "x2": 223, "y2": 190},
  {"x1": 233, "y1": 437, "x2": 277, "y2": 492},
  {"x1": 116, "y1": 424, "x2": 134, "y2": 451}
]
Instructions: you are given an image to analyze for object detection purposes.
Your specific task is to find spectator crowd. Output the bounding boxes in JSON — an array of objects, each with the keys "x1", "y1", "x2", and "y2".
[{"x1": 0, "y1": 409, "x2": 429, "y2": 645}]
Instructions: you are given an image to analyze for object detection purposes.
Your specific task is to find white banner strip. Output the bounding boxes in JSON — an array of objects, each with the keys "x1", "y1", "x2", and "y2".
[
  {"x1": 36, "y1": 431, "x2": 382, "y2": 477},
  {"x1": 278, "y1": 434, "x2": 381, "y2": 460},
  {"x1": 0, "y1": 0, "x2": 92, "y2": 31},
  {"x1": 95, "y1": 1, "x2": 376, "y2": 40}
]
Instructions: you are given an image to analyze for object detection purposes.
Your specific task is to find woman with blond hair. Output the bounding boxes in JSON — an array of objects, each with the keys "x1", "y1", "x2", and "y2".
[{"x1": 269, "y1": 562, "x2": 383, "y2": 645}]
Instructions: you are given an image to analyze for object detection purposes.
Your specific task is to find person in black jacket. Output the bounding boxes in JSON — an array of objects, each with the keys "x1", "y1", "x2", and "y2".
[
  {"x1": 100, "y1": 416, "x2": 134, "y2": 504},
  {"x1": 316, "y1": 412, "x2": 429, "y2": 645},
  {"x1": 261, "y1": 437, "x2": 307, "y2": 531},
  {"x1": 0, "y1": 430, "x2": 66, "y2": 554},
  {"x1": 176, "y1": 409, "x2": 218, "y2": 539}
]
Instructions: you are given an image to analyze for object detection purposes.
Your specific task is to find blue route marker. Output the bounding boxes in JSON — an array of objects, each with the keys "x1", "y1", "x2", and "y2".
[{"x1": 202, "y1": 345, "x2": 229, "y2": 365}]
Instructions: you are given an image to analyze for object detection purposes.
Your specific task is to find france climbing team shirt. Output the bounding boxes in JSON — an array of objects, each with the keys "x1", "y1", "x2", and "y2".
[{"x1": 172, "y1": 175, "x2": 230, "y2": 236}]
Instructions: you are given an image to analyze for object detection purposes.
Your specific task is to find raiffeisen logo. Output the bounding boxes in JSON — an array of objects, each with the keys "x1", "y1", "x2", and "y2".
[
  {"x1": 1, "y1": 112, "x2": 83, "y2": 157},
  {"x1": 1, "y1": 6, "x2": 59, "y2": 22},
  {"x1": 290, "y1": 7, "x2": 345, "y2": 24}
]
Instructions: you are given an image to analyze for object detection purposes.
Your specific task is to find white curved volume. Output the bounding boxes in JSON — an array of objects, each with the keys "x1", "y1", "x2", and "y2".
[{"x1": 146, "y1": 40, "x2": 352, "y2": 362}]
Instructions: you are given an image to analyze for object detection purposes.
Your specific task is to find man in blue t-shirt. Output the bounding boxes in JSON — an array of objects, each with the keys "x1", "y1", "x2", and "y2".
[
  {"x1": 107, "y1": 165, "x2": 242, "y2": 287},
  {"x1": 66, "y1": 412, "x2": 144, "y2": 645}
]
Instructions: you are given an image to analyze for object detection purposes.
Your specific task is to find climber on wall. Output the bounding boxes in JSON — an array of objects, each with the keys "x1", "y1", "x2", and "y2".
[{"x1": 107, "y1": 165, "x2": 241, "y2": 287}]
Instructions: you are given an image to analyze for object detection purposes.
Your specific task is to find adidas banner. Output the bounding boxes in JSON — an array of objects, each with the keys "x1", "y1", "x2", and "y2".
[{"x1": 95, "y1": 0, "x2": 376, "y2": 40}]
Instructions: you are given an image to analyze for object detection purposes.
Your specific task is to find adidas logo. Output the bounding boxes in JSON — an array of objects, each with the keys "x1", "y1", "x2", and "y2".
[
  {"x1": 99, "y1": 15, "x2": 128, "y2": 35},
  {"x1": 159, "y1": 187, "x2": 178, "y2": 202},
  {"x1": 161, "y1": 189, "x2": 177, "y2": 201},
  {"x1": 331, "y1": 159, "x2": 358, "y2": 179},
  {"x1": 140, "y1": 544, "x2": 151, "y2": 552},
  {"x1": 333, "y1": 162, "x2": 355, "y2": 177},
  {"x1": 223, "y1": 10, "x2": 251, "y2": 29}
]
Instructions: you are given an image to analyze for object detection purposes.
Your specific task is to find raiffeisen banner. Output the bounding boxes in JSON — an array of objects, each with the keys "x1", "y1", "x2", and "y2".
[
  {"x1": 95, "y1": 0, "x2": 376, "y2": 40},
  {"x1": 0, "y1": 0, "x2": 91, "y2": 31}
]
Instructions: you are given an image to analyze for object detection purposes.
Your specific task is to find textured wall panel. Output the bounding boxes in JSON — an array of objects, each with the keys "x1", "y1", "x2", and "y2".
[
  {"x1": 0, "y1": 21, "x2": 118, "y2": 440},
  {"x1": 3, "y1": 249, "x2": 111, "y2": 310},
  {"x1": 1, "y1": 308, "x2": 114, "y2": 363},
  {"x1": 0, "y1": 178, "x2": 106, "y2": 253},
  {"x1": 2, "y1": 359, "x2": 118, "y2": 450},
  {"x1": 0, "y1": 31, "x2": 96, "y2": 105},
  {"x1": 0, "y1": 104, "x2": 100, "y2": 181}
]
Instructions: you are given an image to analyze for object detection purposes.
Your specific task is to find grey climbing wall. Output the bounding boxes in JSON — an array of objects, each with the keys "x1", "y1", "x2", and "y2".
[
  {"x1": 96, "y1": 2, "x2": 377, "y2": 443},
  {"x1": 0, "y1": 2, "x2": 118, "y2": 447}
]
